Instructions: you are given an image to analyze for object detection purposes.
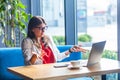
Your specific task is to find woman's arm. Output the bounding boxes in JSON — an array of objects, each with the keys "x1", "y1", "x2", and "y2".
[
  {"x1": 21, "y1": 38, "x2": 42, "y2": 65},
  {"x1": 45, "y1": 35, "x2": 70, "y2": 61},
  {"x1": 46, "y1": 35, "x2": 86, "y2": 61}
]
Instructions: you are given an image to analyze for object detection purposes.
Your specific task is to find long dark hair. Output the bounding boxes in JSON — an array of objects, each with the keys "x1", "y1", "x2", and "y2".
[{"x1": 27, "y1": 16, "x2": 46, "y2": 39}]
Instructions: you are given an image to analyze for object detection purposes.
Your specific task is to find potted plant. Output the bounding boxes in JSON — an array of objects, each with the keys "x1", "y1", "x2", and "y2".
[{"x1": 0, "y1": 0, "x2": 30, "y2": 47}]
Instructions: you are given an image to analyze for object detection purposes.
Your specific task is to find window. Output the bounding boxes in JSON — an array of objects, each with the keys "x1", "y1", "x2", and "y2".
[
  {"x1": 77, "y1": 0, "x2": 117, "y2": 80},
  {"x1": 40, "y1": 0, "x2": 65, "y2": 45},
  {"x1": 77, "y1": 0, "x2": 117, "y2": 58}
]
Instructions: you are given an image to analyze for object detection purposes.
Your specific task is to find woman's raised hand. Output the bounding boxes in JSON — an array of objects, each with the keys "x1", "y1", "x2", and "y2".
[{"x1": 69, "y1": 45, "x2": 87, "y2": 53}]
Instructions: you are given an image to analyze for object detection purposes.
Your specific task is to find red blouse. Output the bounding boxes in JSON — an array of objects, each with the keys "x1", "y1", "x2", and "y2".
[{"x1": 41, "y1": 43, "x2": 55, "y2": 64}]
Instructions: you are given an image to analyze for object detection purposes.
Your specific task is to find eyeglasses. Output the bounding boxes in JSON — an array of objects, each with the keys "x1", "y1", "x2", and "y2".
[{"x1": 35, "y1": 26, "x2": 48, "y2": 31}]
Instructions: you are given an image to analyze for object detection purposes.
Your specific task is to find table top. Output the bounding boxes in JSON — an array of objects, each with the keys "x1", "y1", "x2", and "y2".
[{"x1": 8, "y1": 58, "x2": 120, "y2": 80}]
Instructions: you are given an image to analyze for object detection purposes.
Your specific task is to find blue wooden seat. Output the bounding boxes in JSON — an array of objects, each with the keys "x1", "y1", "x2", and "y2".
[
  {"x1": 68, "y1": 77, "x2": 93, "y2": 80},
  {"x1": 0, "y1": 45, "x2": 93, "y2": 80}
]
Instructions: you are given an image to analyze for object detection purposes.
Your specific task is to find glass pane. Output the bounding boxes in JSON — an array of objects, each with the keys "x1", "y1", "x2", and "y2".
[
  {"x1": 77, "y1": 0, "x2": 117, "y2": 80},
  {"x1": 77, "y1": 0, "x2": 117, "y2": 59},
  {"x1": 41, "y1": 0, "x2": 65, "y2": 45}
]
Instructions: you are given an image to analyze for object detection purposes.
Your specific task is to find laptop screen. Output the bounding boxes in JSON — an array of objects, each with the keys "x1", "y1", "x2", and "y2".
[{"x1": 87, "y1": 41, "x2": 106, "y2": 66}]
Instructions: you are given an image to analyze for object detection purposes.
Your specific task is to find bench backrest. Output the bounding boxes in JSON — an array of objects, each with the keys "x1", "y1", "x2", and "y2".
[{"x1": 0, "y1": 45, "x2": 82, "y2": 80}]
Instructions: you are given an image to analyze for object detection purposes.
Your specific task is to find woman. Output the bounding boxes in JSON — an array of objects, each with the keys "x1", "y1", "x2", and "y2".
[{"x1": 21, "y1": 16, "x2": 86, "y2": 65}]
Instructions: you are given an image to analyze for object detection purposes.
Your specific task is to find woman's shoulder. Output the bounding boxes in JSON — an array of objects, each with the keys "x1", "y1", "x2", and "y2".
[
  {"x1": 22, "y1": 37, "x2": 32, "y2": 41},
  {"x1": 21, "y1": 37, "x2": 34, "y2": 49},
  {"x1": 22, "y1": 37, "x2": 33, "y2": 44}
]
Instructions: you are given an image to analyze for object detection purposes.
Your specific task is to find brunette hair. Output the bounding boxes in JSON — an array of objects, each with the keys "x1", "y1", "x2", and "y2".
[{"x1": 27, "y1": 16, "x2": 46, "y2": 39}]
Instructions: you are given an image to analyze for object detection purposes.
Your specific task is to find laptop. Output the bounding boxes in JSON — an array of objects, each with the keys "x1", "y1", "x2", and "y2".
[{"x1": 81, "y1": 41, "x2": 106, "y2": 67}]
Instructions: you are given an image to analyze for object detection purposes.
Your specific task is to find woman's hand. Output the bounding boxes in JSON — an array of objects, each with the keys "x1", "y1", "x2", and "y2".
[
  {"x1": 30, "y1": 52, "x2": 38, "y2": 64},
  {"x1": 69, "y1": 45, "x2": 87, "y2": 53},
  {"x1": 31, "y1": 51, "x2": 46, "y2": 61},
  {"x1": 38, "y1": 50, "x2": 48, "y2": 60}
]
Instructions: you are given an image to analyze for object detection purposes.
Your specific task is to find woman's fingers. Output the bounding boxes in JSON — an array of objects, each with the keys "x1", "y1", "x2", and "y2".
[
  {"x1": 80, "y1": 48, "x2": 87, "y2": 53},
  {"x1": 71, "y1": 45, "x2": 87, "y2": 53},
  {"x1": 39, "y1": 50, "x2": 48, "y2": 59}
]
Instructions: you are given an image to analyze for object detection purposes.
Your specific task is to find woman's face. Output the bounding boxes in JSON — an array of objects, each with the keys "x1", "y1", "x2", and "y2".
[{"x1": 32, "y1": 23, "x2": 47, "y2": 38}]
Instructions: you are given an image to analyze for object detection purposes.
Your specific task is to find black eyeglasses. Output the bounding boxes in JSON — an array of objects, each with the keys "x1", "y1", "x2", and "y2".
[{"x1": 35, "y1": 26, "x2": 48, "y2": 31}]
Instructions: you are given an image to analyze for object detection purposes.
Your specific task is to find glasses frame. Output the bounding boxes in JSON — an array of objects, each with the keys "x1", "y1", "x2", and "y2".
[{"x1": 35, "y1": 26, "x2": 48, "y2": 31}]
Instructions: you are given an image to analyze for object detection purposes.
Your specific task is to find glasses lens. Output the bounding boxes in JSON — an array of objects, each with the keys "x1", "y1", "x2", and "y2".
[
  {"x1": 42, "y1": 26, "x2": 48, "y2": 30},
  {"x1": 35, "y1": 26, "x2": 48, "y2": 31},
  {"x1": 45, "y1": 26, "x2": 48, "y2": 30},
  {"x1": 40, "y1": 26, "x2": 48, "y2": 31}
]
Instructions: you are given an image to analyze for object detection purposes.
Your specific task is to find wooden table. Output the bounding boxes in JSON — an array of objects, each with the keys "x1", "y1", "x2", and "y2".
[{"x1": 8, "y1": 58, "x2": 120, "y2": 80}]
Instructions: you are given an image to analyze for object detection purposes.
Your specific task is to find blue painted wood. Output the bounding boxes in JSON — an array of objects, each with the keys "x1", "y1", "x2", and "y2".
[{"x1": 64, "y1": 0, "x2": 78, "y2": 45}]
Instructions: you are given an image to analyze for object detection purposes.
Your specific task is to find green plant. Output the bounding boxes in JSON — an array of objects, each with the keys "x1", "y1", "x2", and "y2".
[
  {"x1": 52, "y1": 36, "x2": 65, "y2": 45},
  {"x1": 52, "y1": 34, "x2": 92, "y2": 45},
  {"x1": 82, "y1": 49, "x2": 117, "y2": 60},
  {"x1": 0, "y1": 0, "x2": 30, "y2": 47},
  {"x1": 78, "y1": 34, "x2": 92, "y2": 42},
  {"x1": 102, "y1": 50, "x2": 117, "y2": 60}
]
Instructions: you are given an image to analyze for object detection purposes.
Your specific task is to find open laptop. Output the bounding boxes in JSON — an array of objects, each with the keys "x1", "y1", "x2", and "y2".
[{"x1": 81, "y1": 41, "x2": 106, "y2": 67}]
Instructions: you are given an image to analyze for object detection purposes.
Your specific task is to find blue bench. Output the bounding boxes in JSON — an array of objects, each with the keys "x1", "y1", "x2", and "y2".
[{"x1": 0, "y1": 45, "x2": 92, "y2": 80}]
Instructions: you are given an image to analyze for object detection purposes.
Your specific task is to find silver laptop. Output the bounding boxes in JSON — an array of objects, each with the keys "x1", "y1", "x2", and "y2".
[{"x1": 81, "y1": 41, "x2": 106, "y2": 67}]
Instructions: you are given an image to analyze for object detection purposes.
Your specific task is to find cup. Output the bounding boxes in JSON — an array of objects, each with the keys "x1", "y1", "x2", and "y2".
[{"x1": 70, "y1": 60, "x2": 80, "y2": 67}]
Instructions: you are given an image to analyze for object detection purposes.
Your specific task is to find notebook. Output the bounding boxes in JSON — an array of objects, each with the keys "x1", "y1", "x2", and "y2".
[{"x1": 81, "y1": 41, "x2": 106, "y2": 67}]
